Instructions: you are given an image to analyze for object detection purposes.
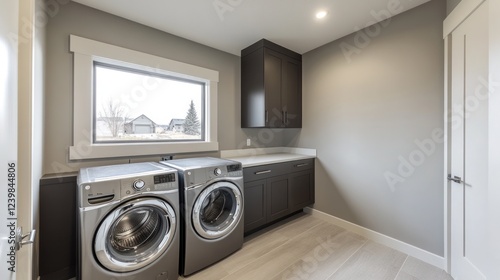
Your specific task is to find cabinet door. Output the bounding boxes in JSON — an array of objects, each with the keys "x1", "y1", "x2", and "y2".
[
  {"x1": 266, "y1": 175, "x2": 290, "y2": 221},
  {"x1": 241, "y1": 48, "x2": 266, "y2": 128},
  {"x1": 243, "y1": 179, "x2": 267, "y2": 233},
  {"x1": 264, "y1": 49, "x2": 284, "y2": 128},
  {"x1": 289, "y1": 169, "x2": 315, "y2": 212},
  {"x1": 282, "y1": 57, "x2": 302, "y2": 128}
]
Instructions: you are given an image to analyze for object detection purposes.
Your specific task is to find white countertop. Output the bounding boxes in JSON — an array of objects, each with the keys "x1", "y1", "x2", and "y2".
[{"x1": 221, "y1": 147, "x2": 316, "y2": 167}]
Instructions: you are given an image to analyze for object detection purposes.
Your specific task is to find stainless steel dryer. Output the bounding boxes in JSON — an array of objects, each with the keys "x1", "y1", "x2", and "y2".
[
  {"x1": 77, "y1": 162, "x2": 179, "y2": 280},
  {"x1": 160, "y1": 157, "x2": 244, "y2": 276}
]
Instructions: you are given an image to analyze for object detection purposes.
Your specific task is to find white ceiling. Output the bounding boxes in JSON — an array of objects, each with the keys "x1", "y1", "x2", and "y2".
[{"x1": 72, "y1": 0, "x2": 431, "y2": 56}]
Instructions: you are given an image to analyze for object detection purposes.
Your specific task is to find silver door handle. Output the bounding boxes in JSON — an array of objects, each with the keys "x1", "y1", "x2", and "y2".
[
  {"x1": 16, "y1": 227, "x2": 36, "y2": 251},
  {"x1": 447, "y1": 174, "x2": 462, "y2": 184},
  {"x1": 294, "y1": 163, "x2": 309, "y2": 168},
  {"x1": 255, "y1": 170, "x2": 271, "y2": 175},
  {"x1": 447, "y1": 174, "x2": 472, "y2": 187}
]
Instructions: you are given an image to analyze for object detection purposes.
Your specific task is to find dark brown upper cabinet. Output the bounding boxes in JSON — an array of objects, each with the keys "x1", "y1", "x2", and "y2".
[{"x1": 241, "y1": 39, "x2": 302, "y2": 128}]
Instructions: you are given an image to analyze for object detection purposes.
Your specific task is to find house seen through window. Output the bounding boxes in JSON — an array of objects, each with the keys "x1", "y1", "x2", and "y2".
[{"x1": 94, "y1": 63, "x2": 205, "y2": 143}]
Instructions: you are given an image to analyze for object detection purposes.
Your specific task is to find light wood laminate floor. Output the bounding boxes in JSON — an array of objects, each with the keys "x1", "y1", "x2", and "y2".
[{"x1": 181, "y1": 213, "x2": 453, "y2": 280}]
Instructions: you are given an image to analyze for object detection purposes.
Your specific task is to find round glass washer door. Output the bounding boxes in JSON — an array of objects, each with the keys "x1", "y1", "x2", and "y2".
[
  {"x1": 94, "y1": 197, "x2": 176, "y2": 272},
  {"x1": 192, "y1": 181, "x2": 243, "y2": 239}
]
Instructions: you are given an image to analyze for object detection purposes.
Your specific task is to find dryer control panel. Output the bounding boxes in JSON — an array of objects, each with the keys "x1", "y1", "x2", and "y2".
[{"x1": 182, "y1": 164, "x2": 243, "y2": 187}]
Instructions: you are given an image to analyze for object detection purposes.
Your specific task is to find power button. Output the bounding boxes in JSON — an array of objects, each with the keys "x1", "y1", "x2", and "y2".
[
  {"x1": 214, "y1": 168, "x2": 222, "y2": 176},
  {"x1": 133, "y1": 179, "x2": 146, "y2": 190}
]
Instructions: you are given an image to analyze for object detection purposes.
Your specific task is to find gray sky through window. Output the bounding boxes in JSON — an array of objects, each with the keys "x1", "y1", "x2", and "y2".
[{"x1": 95, "y1": 65, "x2": 203, "y2": 125}]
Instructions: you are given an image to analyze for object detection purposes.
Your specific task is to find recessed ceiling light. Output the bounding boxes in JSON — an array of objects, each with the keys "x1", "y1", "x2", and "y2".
[{"x1": 316, "y1": 11, "x2": 327, "y2": 19}]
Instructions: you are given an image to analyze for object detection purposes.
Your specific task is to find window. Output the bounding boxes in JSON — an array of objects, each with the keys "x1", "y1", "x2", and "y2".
[
  {"x1": 70, "y1": 35, "x2": 219, "y2": 160},
  {"x1": 94, "y1": 62, "x2": 205, "y2": 143}
]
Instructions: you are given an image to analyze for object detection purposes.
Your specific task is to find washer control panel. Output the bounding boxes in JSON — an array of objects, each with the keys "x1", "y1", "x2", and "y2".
[{"x1": 78, "y1": 162, "x2": 179, "y2": 207}]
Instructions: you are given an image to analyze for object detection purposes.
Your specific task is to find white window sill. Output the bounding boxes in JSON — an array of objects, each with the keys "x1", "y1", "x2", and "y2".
[{"x1": 69, "y1": 141, "x2": 219, "y2": 160}]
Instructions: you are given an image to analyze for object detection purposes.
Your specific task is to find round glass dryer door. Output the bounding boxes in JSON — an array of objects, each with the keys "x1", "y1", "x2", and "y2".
[
  {"x1": 192, "y1": 181, "x2": 243, "y2": 239},
  {"x1": 94, "y1": 198, "x2": 176, "y2": 272}
]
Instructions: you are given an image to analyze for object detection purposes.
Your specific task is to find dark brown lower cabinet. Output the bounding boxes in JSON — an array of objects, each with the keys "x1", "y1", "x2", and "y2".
[
  {"x1": 243, "y1": 159, "x2": 314, "y2": 234},
  {"x1": 266, "y1": 175, "x2": 290, "y2": 222},
  {"x1": 243, "y1": 179, "x2": 267, "y2": 231},
  {"x1": 289, "y1": 169, "x2": 315, "y2": 212},
  {"x1": 39, "y1": 174, "x2": 78, "y2": 280}
]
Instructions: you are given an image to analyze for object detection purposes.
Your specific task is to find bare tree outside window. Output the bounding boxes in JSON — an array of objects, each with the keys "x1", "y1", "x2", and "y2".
[
  {"x1": 99, "y1": 99, "x2": 128, "y2": 137},
  {"x1": 183, "y1": 100, "x2": 201, "y2": 135}
]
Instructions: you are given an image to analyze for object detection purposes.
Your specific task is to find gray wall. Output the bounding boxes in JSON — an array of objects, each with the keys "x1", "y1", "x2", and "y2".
[
  {"x1": 44, "y1": 2, "x2": 283, "y2": 174},
  {"x1": 285, "y1": 0, "x2": 446, "y2": 255}
]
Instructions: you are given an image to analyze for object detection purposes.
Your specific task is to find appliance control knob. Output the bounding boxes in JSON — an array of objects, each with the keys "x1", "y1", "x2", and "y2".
[
  {"x1": 133, "y1": 179, "x2": 146, "y2": 190},
  {"x1": 214, "y1": 168, "x2": 222, "y2": 176}
]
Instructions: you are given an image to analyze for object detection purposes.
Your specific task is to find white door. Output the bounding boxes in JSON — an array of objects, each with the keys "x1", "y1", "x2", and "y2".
[
  {"x1": 449, "y1": 2, "x2": 489, "y2": 279},
  {"x1": 1, "y1": 1, "x2": 19, "y2": 280},
  {"x1": 1, "y1": 0, "x2": 40, "y2": 279}
]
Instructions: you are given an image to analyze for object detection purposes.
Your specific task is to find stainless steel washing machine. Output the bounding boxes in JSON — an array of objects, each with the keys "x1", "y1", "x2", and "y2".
[
  {"x1": 160, "y1": 157, "x2": 244, "y2": 276},
  {"x1": 77, "y1": 162, "x2": 180, "y2": 280}
]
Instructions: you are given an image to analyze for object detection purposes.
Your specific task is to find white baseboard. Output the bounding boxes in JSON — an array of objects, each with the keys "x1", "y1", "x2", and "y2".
[{"x1": 304, "y1": 207, "x2": 446, "y2": 270}]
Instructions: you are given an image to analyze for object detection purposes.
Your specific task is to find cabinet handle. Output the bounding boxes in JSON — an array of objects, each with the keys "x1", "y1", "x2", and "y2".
[
  {"x1": 294, "y1": 163, "x2": 309, "y2": 168},
  {"x1": 255, "y1": 170, "x2": 271, "y2": 175},
  {"x1": 265, "y1": 110, "x2": 269, "y2": 123}
]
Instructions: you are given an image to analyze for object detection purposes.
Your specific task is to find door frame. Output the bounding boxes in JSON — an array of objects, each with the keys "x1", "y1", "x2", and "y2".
[
  {"x1": 442, "y1": 0, "x2": 486, "y2": 274},
  {"x1": 17, "y1": 0, "x2": 35, "y2": 276},
  {"x1": 18, "y1": 0, "x2": 45, "y2": 279},
  {"x1": 488, "y1": 0, "x2": 500, "y2": 278}
]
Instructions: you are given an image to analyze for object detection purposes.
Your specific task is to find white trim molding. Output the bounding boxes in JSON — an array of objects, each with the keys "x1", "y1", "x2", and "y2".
[
  {"x1": 443, "y1": 0, "x2": 485, "y2": 37},
  {"x1": 304, "y1": 207, "x2": 447, "y2": 270},
  {"x1": 69, "y1": 35, "x2": 219, "y2": 160},
  {"x1": 443, "y1": 34, "x2": 452, "y2": 273}
]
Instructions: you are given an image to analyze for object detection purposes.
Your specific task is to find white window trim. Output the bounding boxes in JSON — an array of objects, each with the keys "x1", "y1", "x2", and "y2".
[{"x1": 69, "y1": 35, "x2": 219, "y2": 160}]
